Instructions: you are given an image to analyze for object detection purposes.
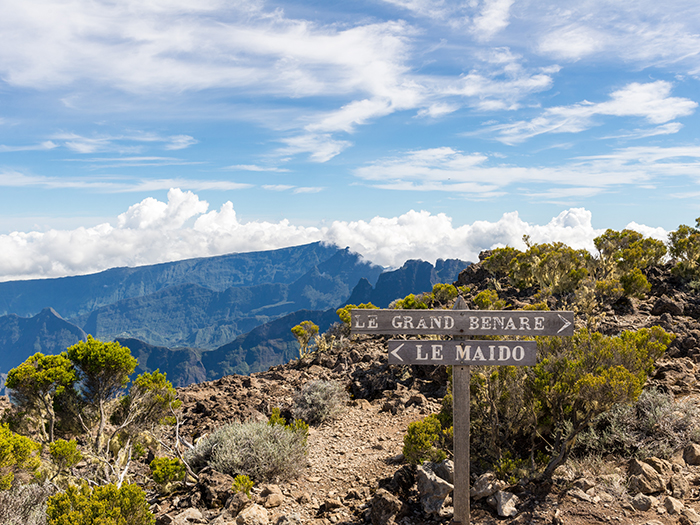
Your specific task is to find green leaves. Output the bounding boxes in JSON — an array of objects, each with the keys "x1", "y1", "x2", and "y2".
[
  {"x1": 5, "y1": 352, "x2": 75, "y2": 442},
  {"x1": 402, "y1": 414, "x2": 448, "y2": 465},
  {"x1": 46, "y1": 482, "x2": 154, "y2": 525},
  {"x1": 67, "y1": 336, "x2": 137, "y2": 405},
  {"x1": 669, "y1": 218, "x2": 700, "y2": 280},
  {"x1": 0, "y1": 424, "x2": 41, "y2": 490},
  {"x1": 532, "y1": 326, "x2": 674, "y2": 478}
]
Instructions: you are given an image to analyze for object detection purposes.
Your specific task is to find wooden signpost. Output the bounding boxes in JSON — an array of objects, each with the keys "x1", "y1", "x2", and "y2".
[{"x1": 351, "y1": 299, "x2": 574, "y2": 525}]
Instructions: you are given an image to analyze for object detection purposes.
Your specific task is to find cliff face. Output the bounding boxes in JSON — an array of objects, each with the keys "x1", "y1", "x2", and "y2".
[
  {"x1": 0, "y1": 307, "x2": 87, "y2": 375},
  {"x1": 0, "y1": 246, "x2": 470, "y2": 386}
]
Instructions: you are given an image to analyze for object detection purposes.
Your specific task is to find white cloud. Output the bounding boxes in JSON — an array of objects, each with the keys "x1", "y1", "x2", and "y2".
[
  {"x1": 538, "y1": 25, "x2": 606, "y2": 60},
  {"x1": 0, "y1": 0, "x2": 561, "y2": 163},
  {"x1": 353, "y1": 144, "x2": 700, "y2": 199},
  {"x1": 278, "y1": 133, "x2": 352, "y2": 162},
  {"x1": 472, "y1": 0, "x2": 515, "y2": 41},
  {"x1": 491, "y1": 81, "x2": 697, "y2": 143},
  {"x1": 0, "y1": 188, "x2": 668, "y2": 280},
  {"x1": 0, "y1": 141, "x2": 58, "y2": 152},
  {"x1": 225, "y1": 165, "x2": 290, "y2": 172},
  {"x1": 0, "y1": 169, "x2": 252, "y2": 192},
  {"x1": 48, "y1": 132, "x2": 199, "y2": 154},
  {"x1": 292, "y1": 187, "x2": 323, "y2": 194},
  {"x1": 164, "y1": 135, "x2": 199, "y2": 150},
  {"x1": 531, "y1": 0, "x2": 700, "y2": 68}
]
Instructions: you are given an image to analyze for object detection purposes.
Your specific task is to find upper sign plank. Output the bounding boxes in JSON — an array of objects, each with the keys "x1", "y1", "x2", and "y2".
[{"x1": 351, "y1": 309, "x2": 574, "y2": 337}]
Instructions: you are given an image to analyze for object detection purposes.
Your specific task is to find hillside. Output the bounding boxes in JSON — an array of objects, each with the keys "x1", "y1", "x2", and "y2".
[
  {"x1": 2, "y1": 250, "x2": 700, "y2": 524},
  {"x1": 154, "y1": 254, "x2": 700, "y2": 525}
]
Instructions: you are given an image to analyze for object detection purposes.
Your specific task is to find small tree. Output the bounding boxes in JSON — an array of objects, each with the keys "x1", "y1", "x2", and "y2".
[
  {"x1": 669, "y1": 218, "x2": 700, "y2": 280},
  {"x1": 291, "y1": 321, "x2": 319, "y2": 358},
  {"x1": 66, "y1": 336, "x2": 137, "y2": 454},
  {"x1": 49, "y1": 439, "x2": 82, "y2": 482},
  {"x1": 110, "y1": 370, "x2": 181, "y2": 437},
  {"x1": 5, "y1": 353, "x2": 76, "y2": 443}
]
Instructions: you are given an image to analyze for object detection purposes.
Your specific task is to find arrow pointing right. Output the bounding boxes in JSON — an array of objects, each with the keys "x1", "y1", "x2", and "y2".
[{"x1": 557, "y1": 314, "x2": 572, "y2": 334}]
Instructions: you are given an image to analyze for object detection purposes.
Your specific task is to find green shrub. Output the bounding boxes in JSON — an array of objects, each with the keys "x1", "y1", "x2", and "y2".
[
  {"x1": 336, "y1": 303, "x2": 378, "y2": 325},
  {"x1": 46, "y1": 482, "x2": 154, "y2": 525},
  {"x1": 473, "y1": 290, "x2": 507, "y2": 310},
  {"x1": 668, "y1": 218, "x2": 700, "y2": 280},
  {"x1": 149, "y1": 457, "x2": 186, "y2": 486},
  {"x1": 390, "y1": 293, "x2": 430, "y2": 309},
  {"x1": 620, "y1": 268, "x2": 651, "y2": 298},
  {"x1": 185, "y1": 420, "x2": 307, "y2": 482},
  {"x1": 268, "y1": 407, "x2": 286, "y2": 427},
  {"x1": 49, "y1": 439, "x2": 81, "y2": 480},
  {"x1": 403, "y1": 415, "x2": 448, "y2": 465},
  {"x1": 0, "y1": 481, "x2": 54, "y2": 525},
  {"x1": 0, "y1": 423, "x2": 41, "y2": 490},
  {"x1": 232, "y1": 474, "x2": 254, "y2": 498},
  {"x1": 292, "y1": 380, "x2": 347, "y2": 426},
  {"x1": 268, "y1": 409, "x2": 309, "y2": 443}
]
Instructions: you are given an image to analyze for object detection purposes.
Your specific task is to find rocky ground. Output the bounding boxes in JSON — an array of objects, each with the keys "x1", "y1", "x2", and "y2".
[{"x1": 6, "y1": 258, "x2": 700, "y2": 525}]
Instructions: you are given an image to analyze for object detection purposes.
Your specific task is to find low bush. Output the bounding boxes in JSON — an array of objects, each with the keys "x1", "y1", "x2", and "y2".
[
  {"x1": 185, "y1": 419, "x2": 307, "y2": 482},
  {"x1": 46, "y1": 482, "x2": 154, "y2": 525},
  {"x1": 149, "y1": 457, "x2": 186, "y2": 487},
  {"x1": 403, "y1": 414, "x2": 449, "y2": 465},
  {"x1": 292, "y1": 380, "x2": 347, "y2": 426},
  {"x1": 232, "y1": 474, "x2": 254, "y2": 498},
  {"x1": 49, "y1": 439, "x2": 81, "y2": 477},
  {"x1": 575, "y1": 388, "x2": 700, "y2": 459},
  {"x1": 0, "y1": 423, "x2": 42, "y2": 489}
]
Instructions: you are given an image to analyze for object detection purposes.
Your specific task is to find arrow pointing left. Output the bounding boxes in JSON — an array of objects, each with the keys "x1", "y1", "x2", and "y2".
[{"x1": 390, "y1": 343, "x2": 404, "y2": 362}]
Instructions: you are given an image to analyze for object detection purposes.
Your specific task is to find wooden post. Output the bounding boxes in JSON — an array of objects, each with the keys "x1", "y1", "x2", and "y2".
[{"x1": 452, "y1": 297, "x2": 470, "y2": 524}]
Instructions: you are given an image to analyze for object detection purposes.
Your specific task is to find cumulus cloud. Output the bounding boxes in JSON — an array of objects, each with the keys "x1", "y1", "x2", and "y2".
[{"x1": 0, "y1": 188, "x2": 669, "y2": 281}]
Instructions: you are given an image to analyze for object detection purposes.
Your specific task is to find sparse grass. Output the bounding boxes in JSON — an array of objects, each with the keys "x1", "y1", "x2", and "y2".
[
  {"x1": 575, "y1": 388, "x2": 700, "y2": 459},
  {"x1": 292, "y1": 380, "x2": 347, "y2": 426},
  {"x1": 562, "y1": 456, "x2": 628, "y2": 498},
  {"x1": 0, "y1": 482, "x2": 54, "y2": 525}
]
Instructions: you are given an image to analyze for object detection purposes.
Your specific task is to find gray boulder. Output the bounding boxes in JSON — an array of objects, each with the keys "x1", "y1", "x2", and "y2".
[
  {"x1": 487, "y1": 490, "x2": 519, "y2": 518},
  {"x1": 470, "y1": 472, "x2": 506, "y2": 500},
  {"x1": 628, "y1": 459, "x2": 667, "y2": 494},
  {"x1": 416, "y1": 464, "x2": 454, "y2": 516},
  {"x1": 369, "y1": 488, "x2": 402, "y2": 525}
]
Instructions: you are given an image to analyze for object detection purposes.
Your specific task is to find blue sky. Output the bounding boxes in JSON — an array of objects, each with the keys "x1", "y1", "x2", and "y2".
[{"x1": 1, "y1": 0, "x2": 699, "y2": 280}]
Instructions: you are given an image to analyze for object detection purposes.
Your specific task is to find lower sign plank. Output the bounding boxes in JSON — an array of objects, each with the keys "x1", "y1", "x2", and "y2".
[{"x1": 388, "y1": 340, "x2": 537, "y2": 366}]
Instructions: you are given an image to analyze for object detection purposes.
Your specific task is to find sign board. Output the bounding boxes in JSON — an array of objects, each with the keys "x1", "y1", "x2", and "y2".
[
  {"x1": 351, "y1": 302, "x2": 574, "y2": 525},
  {"x1": 388, "y1": 340, "x2": 537, "y2": 366},
  {"x1": 351, "y1": 309, "x2": 573, "y2": 337}
]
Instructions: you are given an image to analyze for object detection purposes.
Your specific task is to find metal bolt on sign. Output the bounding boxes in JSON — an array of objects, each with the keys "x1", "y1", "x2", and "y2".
[{"x1": 351, "y1": 298, "x2": 574, "y2": 524}]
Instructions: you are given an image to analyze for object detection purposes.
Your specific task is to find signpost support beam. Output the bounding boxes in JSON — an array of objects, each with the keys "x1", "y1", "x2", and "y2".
[
  {"x1": 452, "y1": 297, "x2": 469, "y2": 524},
  {"x1": 453, "y1": 363, "x2": 470, "y2": 524}
]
